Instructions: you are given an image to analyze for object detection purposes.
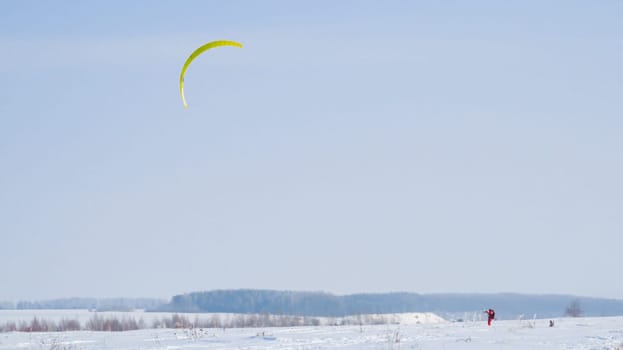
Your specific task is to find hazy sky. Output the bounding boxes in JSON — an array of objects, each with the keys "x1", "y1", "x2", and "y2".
[{"x1": 1, "y1": 1, "x2": 622, "y2": 301}]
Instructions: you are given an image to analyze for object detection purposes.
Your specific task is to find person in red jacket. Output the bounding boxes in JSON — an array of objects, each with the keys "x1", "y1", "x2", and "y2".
[{"x1": 485, "y1": 309, "x2": 495, "y2": 326}]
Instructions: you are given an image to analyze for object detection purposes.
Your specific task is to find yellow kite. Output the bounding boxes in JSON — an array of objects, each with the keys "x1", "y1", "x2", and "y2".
[{"x1": 179, "y1": 40, "x2": 243, "y2": 108}]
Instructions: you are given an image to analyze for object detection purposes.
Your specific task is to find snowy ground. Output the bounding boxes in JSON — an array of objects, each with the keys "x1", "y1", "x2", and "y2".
[{"x1": 1, "y1": 315, "x2": 623, "y2": 349}]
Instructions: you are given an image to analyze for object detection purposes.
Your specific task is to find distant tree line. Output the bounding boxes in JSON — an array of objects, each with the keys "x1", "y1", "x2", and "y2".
[
  {"x1": 154, "y1": 289, "x2": 623, "y2": 319},
  {"x1": 0, "y1": 298, "x2": 165, "y2": 311},
  {"x1": 0, "y1": 315, "x2": 145, "y2": 333},
  {"x1": 155, "y1": 290, "x2": 430, "y2": 316},
  {"x1": 0, "y1": 313, "x2": 395, "y2": 333}
]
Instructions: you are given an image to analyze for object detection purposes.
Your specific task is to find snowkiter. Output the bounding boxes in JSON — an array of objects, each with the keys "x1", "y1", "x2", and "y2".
[{"x1": 485, "y1": 309, "x2": 495, "y2": 326}]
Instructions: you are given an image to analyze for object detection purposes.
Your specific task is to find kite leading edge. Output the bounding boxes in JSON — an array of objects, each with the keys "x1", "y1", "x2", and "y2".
[{"x1": 179, "y1": 40, "x2": 243, "y2": 109}]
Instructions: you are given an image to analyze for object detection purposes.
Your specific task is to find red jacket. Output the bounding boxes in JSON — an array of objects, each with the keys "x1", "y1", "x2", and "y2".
[{"x1": 487, "y1": 309, "x2": 495, "y2": 319}]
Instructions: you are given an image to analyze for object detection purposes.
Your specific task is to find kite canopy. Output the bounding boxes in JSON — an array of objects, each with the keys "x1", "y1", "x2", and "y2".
[{"x1": 179, "y1": 40, "x2": 243, "y2": 108}]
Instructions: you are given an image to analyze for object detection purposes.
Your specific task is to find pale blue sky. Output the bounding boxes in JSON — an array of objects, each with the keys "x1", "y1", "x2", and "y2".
[{"x1": 1, "y1": 1, "x2": 622, "y2": 301}]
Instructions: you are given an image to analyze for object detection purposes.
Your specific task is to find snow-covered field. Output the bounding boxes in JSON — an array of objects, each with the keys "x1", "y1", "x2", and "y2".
[{"x1": 1, "y1": 312, "x2": 623, "y2": 349}]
